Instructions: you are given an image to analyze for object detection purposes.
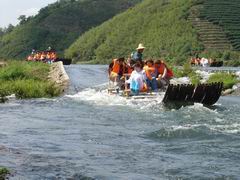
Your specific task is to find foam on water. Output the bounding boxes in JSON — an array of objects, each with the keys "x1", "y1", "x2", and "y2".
[
  {"x1": 66, "y1": 87, "x2": 165, "y2": 111},
  {"x1": 186, "y1": 102, "x2": 219, "y2": 114},
  {"x1": 172, "y1": 123, "x2": 240, "y2": 135}
]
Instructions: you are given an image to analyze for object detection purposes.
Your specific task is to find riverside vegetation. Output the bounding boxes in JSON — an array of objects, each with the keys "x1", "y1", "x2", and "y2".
[
  {"x1": 0, "y1": 61, "x2": 61, "y2": 101},
  {"x1": 173, "y1": 63, "x2": 239, "y2": 91},
  {"x1": 0, "y1": 167, "x2": 9, "y2": 180}
]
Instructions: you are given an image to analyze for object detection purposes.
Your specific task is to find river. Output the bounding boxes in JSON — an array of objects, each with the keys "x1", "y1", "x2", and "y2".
[{"x1": 0, "y1": 65, "x2": 240, "y2": 179}]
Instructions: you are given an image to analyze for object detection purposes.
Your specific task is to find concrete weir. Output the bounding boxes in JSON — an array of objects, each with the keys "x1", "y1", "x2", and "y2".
[{"x1": 48, "y1": 62, "x2": 70, "y2": 93}]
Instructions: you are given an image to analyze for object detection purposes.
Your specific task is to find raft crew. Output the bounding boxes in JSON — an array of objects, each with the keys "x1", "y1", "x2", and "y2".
[
  {"x1": 125, "y1": 57, "x2": 134, "y2": 75},
  {"x1": 154, "y1": 60, "x2": 173, "y2": 88},
  {"x1": 190, "y1": 57, "x2": 209, "y2": 67},
  {"x1": 27, "y1": 49, "x2": 58, "y2": 64},
  {"x1": 109, "y1": 57, "x2": 125, "y2": 86},
  {"x1": 109, "y1": 59, "x2": 173, "y2": 95},
  {"x1": 131, "y1": 43, "x2": 145, "y2": 66},
  {"x1": 144, "y1": 59, "x2": 158, "y2": 92}
]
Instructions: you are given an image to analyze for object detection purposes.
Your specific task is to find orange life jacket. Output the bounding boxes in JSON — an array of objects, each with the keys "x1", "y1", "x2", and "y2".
[
  {"x1": 47, "y1": 53, "x2": 51, "y2": 59},
  {"x1": 144, "y1": 65, "x2": 156, "y2": 80},
  {"x1": 140, "y1": 83, "x2": 148, "y2": 92},
  {"x1": 40, "y1": 54, "x2": 46, "y2": 60},
  {"x1": 50, "y1": 53, "x2": 57, "y2": 60},
  {"x1": 112, "y1": 59, "x2": 121, "y2": 74},
  {"x1": 36, "y1": 54, "x2": 41, "y2": 61},
  {"x1": 27, "y1": 55, "x2": 33, "y2": 61},
  {"x1": 155, "y1": 62, "x2": 173, "y2": 78},
  {"x1": 126, "y1": 64, "x2": 133, "y2": 74},
  {"x1": 155, "y1": 63, "x2": 166, "y2": 75}
]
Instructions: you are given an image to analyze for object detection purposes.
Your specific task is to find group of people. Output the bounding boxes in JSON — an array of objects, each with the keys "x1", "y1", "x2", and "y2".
[
  {"x1": 27, "y1": 48, "x2": 57, "y2": 64},
  {"x1": 108, "y1": 44, "x2": 174, "y2": 95},
  {"x1": 190, "y1": 57, "x2": 217, "y2": 67}
]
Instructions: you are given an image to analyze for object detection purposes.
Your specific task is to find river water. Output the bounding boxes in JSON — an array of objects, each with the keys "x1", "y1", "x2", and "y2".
[{"x1": 0, "y1": 65, "x2": 240, "y2": 179}]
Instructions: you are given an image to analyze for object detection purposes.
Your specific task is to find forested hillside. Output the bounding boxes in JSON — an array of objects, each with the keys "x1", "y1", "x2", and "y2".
[
  {"x1": 65, "y1": 0, "x2": 203, "y2": 64},
  {"x1": 66, "y1": 0, "x2": 240, "y2": 65},
  {"x1": 0, "y1": 0, "x2": 141, "y2": 59}
]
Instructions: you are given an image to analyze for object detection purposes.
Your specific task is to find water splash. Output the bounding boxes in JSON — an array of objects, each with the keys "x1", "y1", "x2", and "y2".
[{"x1": 66, "y1": 87, "x2": 165, "y2": 111}]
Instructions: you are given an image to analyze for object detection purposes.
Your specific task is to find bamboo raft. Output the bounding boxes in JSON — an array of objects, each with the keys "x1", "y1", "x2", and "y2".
[
  {"x1": 108, "y1": 82, "x2": 223, "y2": 106},
  {"x1": 163, "y1": 82, "x2": 223, "y2": 106}
]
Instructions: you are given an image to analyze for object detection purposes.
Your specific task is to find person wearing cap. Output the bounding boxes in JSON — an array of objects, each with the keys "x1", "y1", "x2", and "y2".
[{"x1": 131, "y1": 43, "x2": 145, "y2": 63}]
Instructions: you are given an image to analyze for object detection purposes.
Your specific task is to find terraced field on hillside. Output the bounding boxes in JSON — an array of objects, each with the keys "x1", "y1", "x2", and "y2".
[
  {"x1": 189, "y1": 5, "x2": 232, "y2": 51},
  {"x1": 199, "y1": 0, "x2": 240, "y2": 51}
]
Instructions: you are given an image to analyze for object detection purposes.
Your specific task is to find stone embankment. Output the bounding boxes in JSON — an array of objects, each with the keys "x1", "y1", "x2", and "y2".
[
  {"x1": 223, "y1": 83, "x2": 240, "y2": 96},
  {"x1": 48, "y1": 62, "x2": 70, "y2": 93}
]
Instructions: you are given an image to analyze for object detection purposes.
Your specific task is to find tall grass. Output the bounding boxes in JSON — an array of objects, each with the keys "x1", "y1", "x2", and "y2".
[
  {"x1": 0, "y1": 61, "x2": 61, "y2": 99},
  {"x1": 207, "y1": 73, "x2": 239, "y2": 90}
]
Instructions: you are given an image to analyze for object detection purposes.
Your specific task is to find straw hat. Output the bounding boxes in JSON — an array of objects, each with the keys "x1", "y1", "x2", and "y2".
[{"x1": 136, "y1": 43, "x2": 145, "y2": 50}]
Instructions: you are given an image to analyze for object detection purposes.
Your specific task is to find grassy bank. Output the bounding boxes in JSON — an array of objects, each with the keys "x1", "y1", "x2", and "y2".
[{"x1": 0, "y1": 61, "x2": 61, "y2": 100}]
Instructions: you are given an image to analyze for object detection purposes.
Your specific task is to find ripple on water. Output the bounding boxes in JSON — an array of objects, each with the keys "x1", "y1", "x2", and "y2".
[{"x1": 1, "y1": 65, "x2": 240, "y2": 179}]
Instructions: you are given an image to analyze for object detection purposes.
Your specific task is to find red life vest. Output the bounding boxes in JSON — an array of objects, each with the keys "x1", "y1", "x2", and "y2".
[
  {"x1": 155, "y1": 62, "x2": 173, "y2": 78},
  {"x1": 112, "y1": 59, "x2": 120, "y2": 74}
]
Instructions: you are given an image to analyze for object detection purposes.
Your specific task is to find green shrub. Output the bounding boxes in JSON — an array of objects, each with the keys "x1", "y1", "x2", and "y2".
[
  {"x1": 0, "y1": 61, "x2": 61, "y2": 100},
  {"x1": 172, "y1": 63, "x2": 200, "y2": 85},
  {"x1": 173, "y1": 63, "x2": 194, "y2": 77},
  {"x1": 224, "y1": 60, "x2": 240, "y2": 67},
  {"x1": 0, "y1": 167, "x2": 10, "y2": 179},
  {"x1": 0, "y1": 61, "x2": 49, "y2": 81},
  {"x1": 189, "y1": 73, "x2": 201, "y2": 85},
  {"x1": 12, "y1": 80, "x2": 60, "y2": 99},
  {"x1": 207, "y1": 73, "x2": 239, "y2": 90}
]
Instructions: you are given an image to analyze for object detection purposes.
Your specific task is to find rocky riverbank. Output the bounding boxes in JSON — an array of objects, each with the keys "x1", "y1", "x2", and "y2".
[{"x1": 171, "y1": 69, "x2": 240, "y2": 96}]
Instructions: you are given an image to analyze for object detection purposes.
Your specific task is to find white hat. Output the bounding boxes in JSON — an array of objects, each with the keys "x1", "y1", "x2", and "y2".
[{"x1": 136, "y1": 43, "x2": 145, "y2": 50}]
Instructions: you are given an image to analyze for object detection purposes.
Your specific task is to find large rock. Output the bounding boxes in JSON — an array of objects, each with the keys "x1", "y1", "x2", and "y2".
[
  {"x1": 48, "y1": 62, "x2": 70, "y2": 93},
  {"x1": 231, "y1": 89, "x2": 240, "y2": 96},
  {"x1": 222, "y1": 89, "x2": 234, "y2": 96}
]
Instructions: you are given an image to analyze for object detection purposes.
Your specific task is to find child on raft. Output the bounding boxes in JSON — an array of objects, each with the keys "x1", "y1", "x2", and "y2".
[{"x1": 125, "y1": 62, "x2": 147, "y2": 95}]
